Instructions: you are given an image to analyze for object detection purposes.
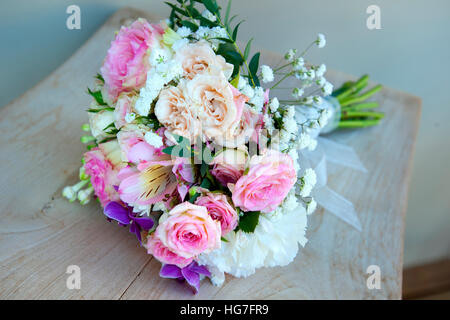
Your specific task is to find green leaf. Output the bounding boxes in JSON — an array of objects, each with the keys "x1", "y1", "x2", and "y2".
[
  {"x1": 244, "y1": 38, "x2": 253, "y2": 60},
  {"x1": 248, "y1": 52, "x2": 261, "y2": 87},
  {"x1": 188, "y1": 192, "x2": 200, "y2": 204},
  {"x1": 95, "y1": 73, "x2": 104, "y2": 84},
  {"x1": 87, "y1": 107, "x2": 114, "y2": 113},
  {"x1": 180, "y1": 20, "x2": 199, "y2": 31},
  {"x1": 230, "y1": 72, "x2": 240, "y2": 88},
  {"x1": 210, "y1": 37, "x2": 233, "y2": 43},
  {"x1": 200, "y1": 162, "x2": 208, "y2": 177},
  {"x1": 102, "y1": 122, "x2": 115, "y2": 131},
  {"x1": 200, "y1": 178, "x2": 212, "y2": 189},
  {"x1": 238, "y1": 211, "x2": 260, "y2": 233},
  {"x1": 248, "y1": 52, "x2": 260, "y2": 77},
  {"x1": 221, "y1": 236, "x2": 229, "y2": 243},
  {"x1": 165, "y1": 2, "x2": 189, "y2": 17},
  {"x1": 87, "y1": 88, "x2": 107, "y2": 106},
  {"x1": 202, "y1": 0, "x2": 219, "y2": 15},
  {"x1": 162, "y1": 146, "x2": 175, "y2": 156},
  {"x1": 224, "y1": 0, "x2": 232, "y2": 24},
  {"x1": 232, "y1": 20, "x2": 244, "y2": 41},
  {"x1": 197, "y1": 16, "x2": 218, "y2": 28}
]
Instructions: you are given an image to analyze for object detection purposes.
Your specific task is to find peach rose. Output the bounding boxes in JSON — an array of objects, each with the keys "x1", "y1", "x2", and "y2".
[
  {"x1": 195, "y1": 193, "x2": 238, "y2": 235},
  {"x1": 231, "y1": 149, "x2": 297, "y2": 213},
  {"x1": 156, "y1": 202, "x2": 221, "y2": 259},
  {"x1": 210, "y1": 148, "x2": 247, "y2": 186},
  {"x1": 175, "y1": 41, "x2": 233, "y2": 80},
  {"x1": 154, "y1": 85, "x2": 201, "y2": 142},
  {"x1": 186, "y1": 73, "x2": 237, "y2": 143},
  {"x1": 147, "y1": 233, "x2": 193, "y2": 268}
]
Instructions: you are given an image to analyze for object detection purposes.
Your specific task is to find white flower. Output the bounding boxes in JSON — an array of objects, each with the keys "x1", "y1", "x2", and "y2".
[
  {"x1": 241, "y1": 84, "x2": 255, "y2": 99},
  {"x1": 263, "y1": 113, "x2": 275, "y2": 135},
  {"x1": 316, "y1": 33, "x2": 326, "y2": 48},
  {"x1": 269, "y1": 97, "x2": 280, "y2": 113},
  {"x1": 88, "y1": 110, "x2": 115, "y2": 139},
  {"x1": 198, "y1": 204, "x2": 308, "y2": 279},
  {"x1": 249, "y1": 86, "x2": 265, "y2": 113},
  {"x1": 292, "y1": 87, "x2": 304, "y2": 99},
  {"x1": 300, "y1": 168, "x2": 317, "y2": 197},
  {"x1": 298, "y1": 132, "x2": 317, "y2": 151},
  {"x1": 284, "y1": 49, "x2": 297, "y2": 61},
  {"x1": 202, "y1": 9, "x2": 217, "y2": 22},
  {"x1": 293, "y1": 57, "x2": 304, "y2": 70},
  {"x1": 135, "y1": 55, "x2": 183, "y2": 116},
  {"x1": 316, "y1": 76, "x2": 326, "y2": 87},
  {"x1": 261, "y1": 65, "x2": 274, "y2": 83},
  {"x1": 238, "y1": 76, "x2": 248, "y2": 90},
  {"x1": 318, "y1": 108, "x2": 332, "y2": 127},
  {"x1": 172, "y1": 38, "x2": 189, "y2": 52},
  {"x1": 176, "y1": 26, "x2": 192, "y2": 38},
  {"x1": 124, "y1": 112, "x2": 136, "y2": 123},
  {"x1": 144, "y1": 131, "x2": 163, "y2": 148},
  {"x1": 316, "y1": 64, "x2": 327, "y2": 77},
  {"x1": 77, "y1": 186, "x2": 94, "y2": 205},
  {"x1": 306, "y1": 198, "x2": 317, "y2": 215},
  {"x1": 322, "y1": 81, "x2": 333, "y2": 96}
]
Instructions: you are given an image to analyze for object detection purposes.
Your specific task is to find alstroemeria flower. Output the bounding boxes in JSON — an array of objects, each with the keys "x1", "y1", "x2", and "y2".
[
  {"x1": 118, "y1": 160, "x2": 177, "y2": 207},
  {"x1": 104, "y1": 201, "x2": 154, "y2": 244},
  {"x1": 159, "y1": 261, "x2": 211, "y2": 294}
]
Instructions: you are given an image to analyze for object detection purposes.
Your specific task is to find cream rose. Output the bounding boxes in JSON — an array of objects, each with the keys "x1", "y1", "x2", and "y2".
[
  {"x1": 186, "y1": 73, "x2": 237, "y2": 143},
  {"x1": 175, "y1": 41, "x2": 233, "y2": 80},
  {"x1": 154, "y1": 84, "x2": 201, "y2": 141}
]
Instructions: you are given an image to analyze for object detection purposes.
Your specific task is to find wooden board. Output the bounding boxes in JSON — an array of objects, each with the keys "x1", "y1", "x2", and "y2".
[
  {"x1": 402, "y1": 259, "x2": 450, "y2": 299},
  {"x1": 0, "y1": 8, "x2": 421, "y2": 300}
]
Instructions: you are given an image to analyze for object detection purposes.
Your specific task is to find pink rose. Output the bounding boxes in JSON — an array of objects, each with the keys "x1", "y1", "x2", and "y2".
[
  {"x1": 147, "y1": 234, "x2": 193, "y2": 268},
  {"x1": 101, "y1": 19, "x2": 163, "y2": 102},
  {"x1": 83, "y1": 140, "x2": 123, "y2": 206},
  {"x1": 210, "y1": 148, "x2": 246, "y2": 186},
  {"x1": 117, "y1": 125, "x2": 169, "y2": 164},
  {"x1": 156, "y1": 202, "x2": 221, "y2": 259},
  {"x1": 114, "y1": 94, "x2": 137, "y2": 129},
  {"x1": 195, "y1": 193, "x2": 238, "y2": 235},
  {"x1": 231, "y1": 149, "x2": 297, "y2": 213}
]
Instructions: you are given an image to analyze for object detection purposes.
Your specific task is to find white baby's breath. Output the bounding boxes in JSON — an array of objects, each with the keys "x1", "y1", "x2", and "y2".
[
  {"x1": 316, "y1": 33, "x2": 326, "y2": 48},
  {"x1": 144, "y1": 131, "x2": 163, "y2": 148},
  {"x1": 261, "y1": 65, "x2": 274, "y2": 83}
]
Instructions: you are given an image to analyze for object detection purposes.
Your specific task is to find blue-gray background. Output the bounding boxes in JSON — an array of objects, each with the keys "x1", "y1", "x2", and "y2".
[{"x1": 1, "y1": 0, "x2": 449, "y2": 267}]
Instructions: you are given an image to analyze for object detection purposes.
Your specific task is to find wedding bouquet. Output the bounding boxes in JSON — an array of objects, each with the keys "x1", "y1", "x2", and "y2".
[{"x1": 63, "y1": 0, "x2": 382, "y2": 293}]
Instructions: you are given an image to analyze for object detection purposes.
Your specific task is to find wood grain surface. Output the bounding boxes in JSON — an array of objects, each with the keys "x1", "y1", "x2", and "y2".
[{"x1": 0, "y1": 8, "x2": 421, "y2": 300}]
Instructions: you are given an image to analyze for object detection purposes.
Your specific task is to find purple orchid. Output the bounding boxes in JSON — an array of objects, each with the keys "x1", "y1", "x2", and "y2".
[
  {"x1": 159, "y1": 261, "x2": 211, "y2": 294},
  {"x1": 104, "y1": 201, "x2": 154, "y2": 244}
]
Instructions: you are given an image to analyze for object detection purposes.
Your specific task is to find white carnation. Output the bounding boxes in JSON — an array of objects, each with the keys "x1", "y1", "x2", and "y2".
[{"x1": 198, "y1": 205, "x2": 308, "y2": 279}]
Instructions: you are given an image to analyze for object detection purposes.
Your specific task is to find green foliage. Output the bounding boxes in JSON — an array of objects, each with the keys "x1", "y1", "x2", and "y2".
[
  {"x1": 238, "y1": 211, "x2": 260, "y2": 233},
  {"x1": 165, "y1": 0, "x2": 261, "y2": 87},
  {"x1": 87, "y1": 88, "x2": 107, "y2": 106},
  {"x1": 248, "y1": 52, "x2": 261, "y2": 87}
]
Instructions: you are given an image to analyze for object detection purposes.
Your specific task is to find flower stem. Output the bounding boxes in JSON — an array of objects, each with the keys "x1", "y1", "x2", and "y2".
[
  {"x1": 340, "y1": 84, "x2": 382, "y2": 107},
  {"x1": 342, "y1": 102, "x2": 379, "y2": 110},
  {"x1": 338, "y1": 119, "x2": 381, "y2": 128},
  {"x1": 341, "y1": 111, "x2": 384, "y2": 120}
]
